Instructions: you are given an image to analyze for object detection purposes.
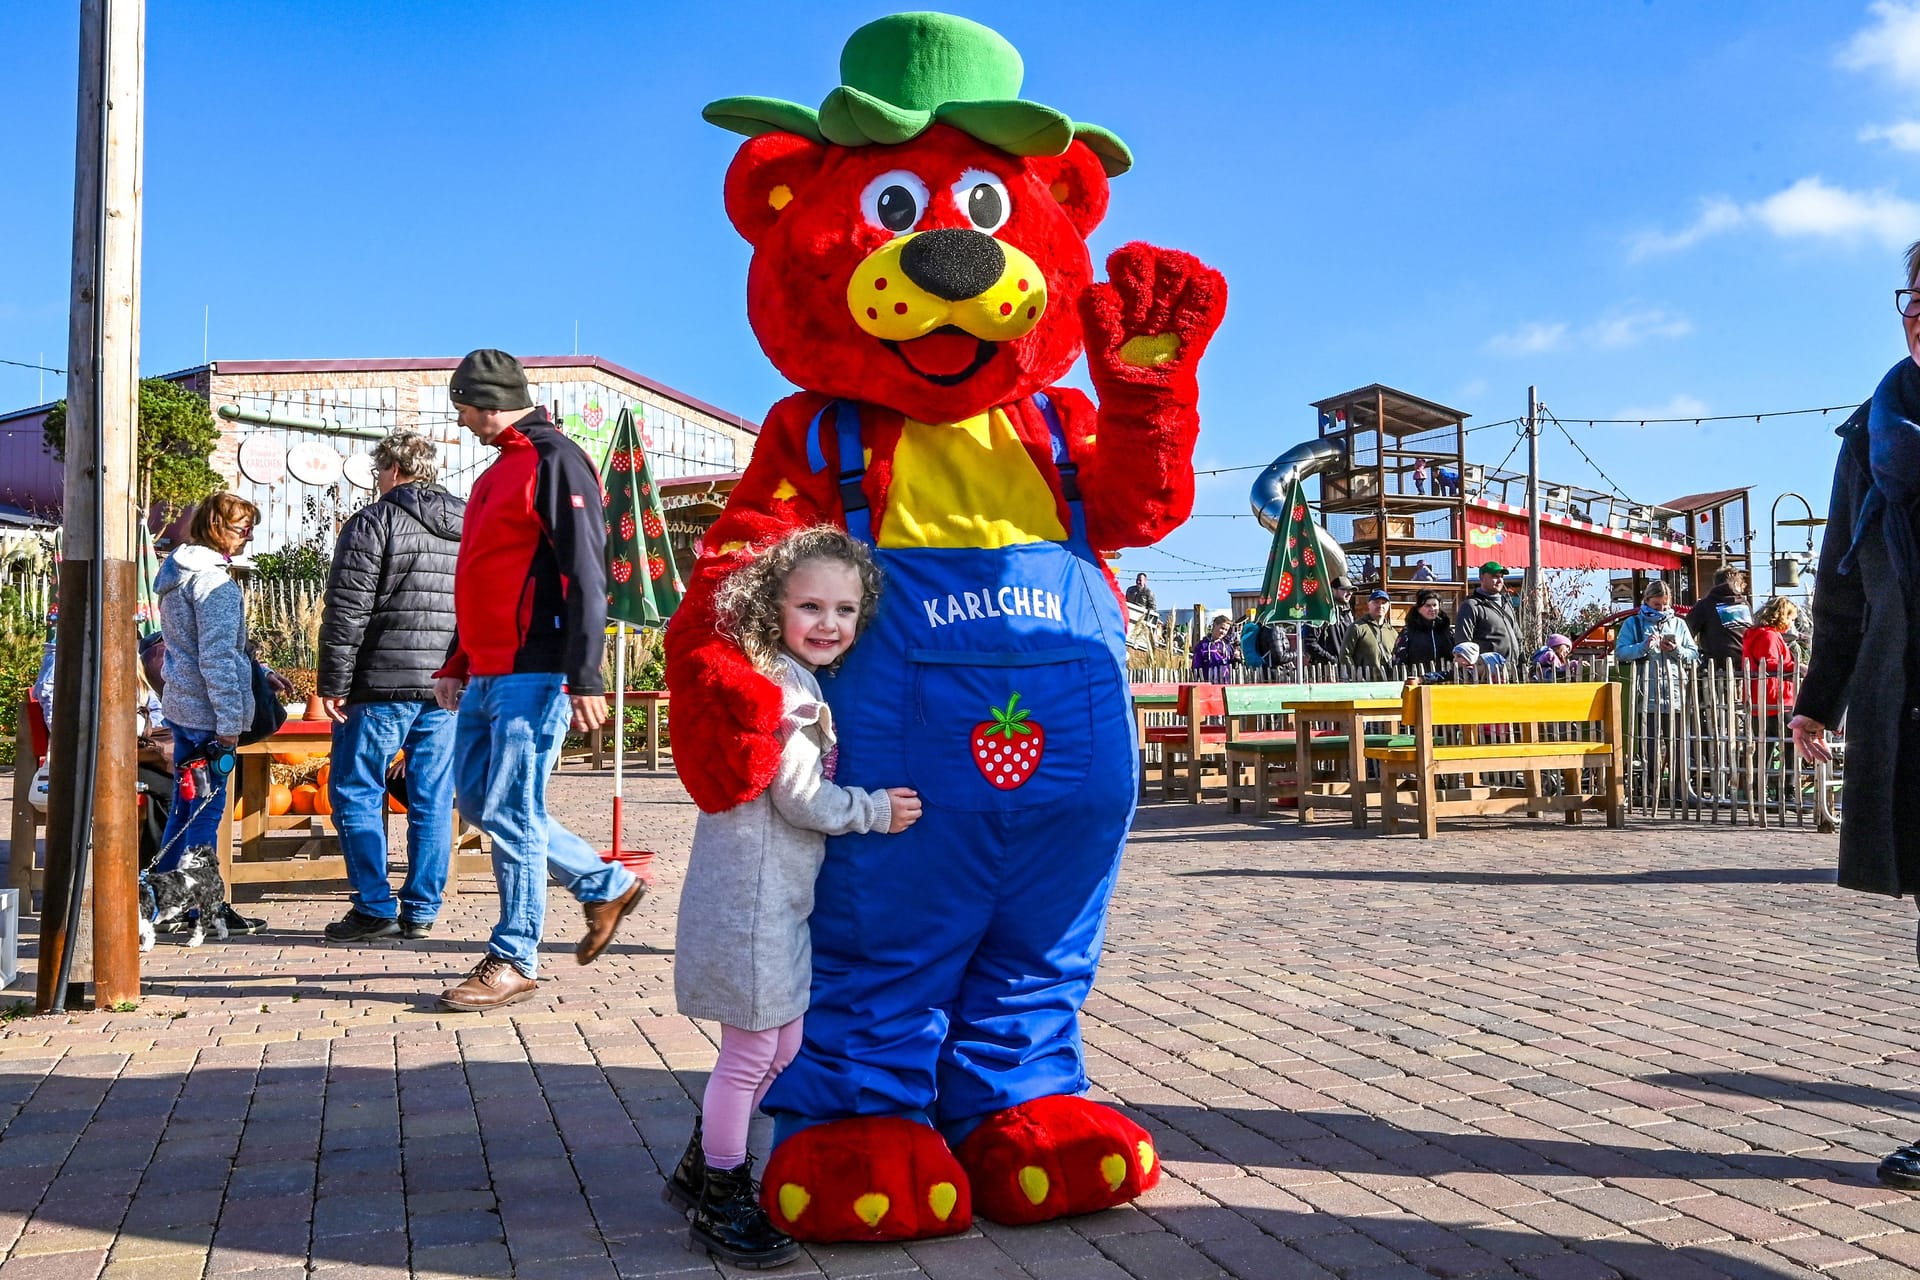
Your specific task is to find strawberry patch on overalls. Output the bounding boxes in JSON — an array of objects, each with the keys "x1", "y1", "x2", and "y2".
[{"x1": 971, "y1": 694, "x2": 1043, "y2": 789}]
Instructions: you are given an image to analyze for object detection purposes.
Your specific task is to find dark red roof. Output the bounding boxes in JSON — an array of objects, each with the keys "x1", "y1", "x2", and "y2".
[{"x1": 1660, "y1": 487, "x2": 1750, "y2": 513}]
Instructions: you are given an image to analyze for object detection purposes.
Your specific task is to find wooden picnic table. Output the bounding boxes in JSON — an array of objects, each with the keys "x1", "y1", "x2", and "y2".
[
  {"x1": 216, "y1": 720, "x2": 486, "y2": 894},
  {"x1": 1289, "y1": 695, "x2": 1407, "y2": 827},
  {"x1": 588, "y1": 690, "x2": 670, "y2": 771},
  {"x1": 1130, "y1": 685, "x2": 1180, "y2": 786}
]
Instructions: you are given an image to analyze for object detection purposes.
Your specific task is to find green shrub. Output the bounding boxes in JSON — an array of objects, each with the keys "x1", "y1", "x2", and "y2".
[{"x1": 0, "y1": 630, "x2": 49, "y2": 766}]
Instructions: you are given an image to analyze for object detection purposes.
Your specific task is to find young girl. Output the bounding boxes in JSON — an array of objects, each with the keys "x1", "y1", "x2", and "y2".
[{"x1": 668, "y1": 526, "x2": 921, "y2": 1268}]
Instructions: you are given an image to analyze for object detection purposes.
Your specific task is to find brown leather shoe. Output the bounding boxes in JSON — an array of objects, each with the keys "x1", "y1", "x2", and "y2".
[
  {"x1": 440, "y1": 954, "x2": 537, "y2": 1011},
  {"x1": 576, "y1": 880, "x2": 645, "y2": 965}
]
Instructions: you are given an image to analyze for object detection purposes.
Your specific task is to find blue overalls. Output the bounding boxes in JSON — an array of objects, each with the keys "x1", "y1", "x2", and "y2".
[{"x1": 764, "y1": 397, "x2": 1139, "y2": 1147}]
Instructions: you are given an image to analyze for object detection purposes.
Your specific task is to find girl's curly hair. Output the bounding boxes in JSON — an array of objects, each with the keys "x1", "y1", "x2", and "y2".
[{"x1": 714, "y1": 525, "x2": 883, "y2": 676}]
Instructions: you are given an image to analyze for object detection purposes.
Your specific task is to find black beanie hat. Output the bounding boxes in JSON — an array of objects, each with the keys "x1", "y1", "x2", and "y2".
[{"x1": 448, "y1": 349, "x2": 532, "y2": 410}]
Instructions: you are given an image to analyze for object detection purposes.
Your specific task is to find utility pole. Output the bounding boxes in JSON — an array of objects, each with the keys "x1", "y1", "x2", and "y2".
[
  {"x1": 39, "y1": 0, "x2": 145, "y2": 1011},
  {"x1": 1526, "y1": 385, "x2": 1544, "y2": 648}
]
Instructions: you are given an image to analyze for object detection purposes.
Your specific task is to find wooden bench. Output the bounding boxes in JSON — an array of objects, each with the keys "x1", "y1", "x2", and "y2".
[
  {"x1": 1221, "y1": 681, "x2": 1409, "y2": 819},
  {"x1": 1143, "y1": 683, "x2": 1227, "y2": 802},
  {"x1": 1365, "y1": 681, "x2": 1625, "y2": 838}
]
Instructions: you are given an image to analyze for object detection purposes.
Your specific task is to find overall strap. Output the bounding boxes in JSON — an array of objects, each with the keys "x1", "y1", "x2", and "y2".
[
  {"x1": 807, "y1": 400, "x2": 872, "y2": 545},
  {"x1": 1032, "y1": 392, "x2": 1086, "y2": 541}
]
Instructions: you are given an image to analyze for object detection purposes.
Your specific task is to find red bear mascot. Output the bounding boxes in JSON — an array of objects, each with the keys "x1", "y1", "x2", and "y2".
[{"x1": 667, "y1": 11, "x2": 1226, "y2": 1244}]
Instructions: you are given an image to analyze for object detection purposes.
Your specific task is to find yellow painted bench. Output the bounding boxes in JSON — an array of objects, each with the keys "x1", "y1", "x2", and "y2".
[{"x1": 1364, "y1": 681, "x2": 1625, "y2": 838}]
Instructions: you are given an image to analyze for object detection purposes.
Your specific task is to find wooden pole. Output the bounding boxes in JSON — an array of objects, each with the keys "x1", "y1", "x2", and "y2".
[{"x1": 38, "y1": 0, "x2": 144, "y2": 1011}]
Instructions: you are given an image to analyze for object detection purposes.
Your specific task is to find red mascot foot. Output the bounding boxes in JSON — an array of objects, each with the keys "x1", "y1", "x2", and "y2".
[
  {"x1": 956, "y1": 1095, "x2": 1160, "y2": 1225},
  {"x1": 759, "y1": 1116, "x2": 972, "y2": 1242}
]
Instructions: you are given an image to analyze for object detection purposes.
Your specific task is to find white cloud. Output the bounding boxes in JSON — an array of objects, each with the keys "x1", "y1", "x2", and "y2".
[
  {"x1": 1861, "y1": 120, "x2": 1920, "y2": 150},
  {"x1": 1839, "y1": 1, "x2": 1920, "y2": 87},
  {"x1": 1611, "y1": 394, "x2": 1712, "y2": 425},
  {"x1": 1484, "y1": 308, "x2": 1692, "y2": 358},
  {"x1": 1632, "y1": 177, "x2": 1920, "y2": 256},
  {"x1": 1485, "y1": 322, "x2": 1568, "y2": 356},
  {"x1": 1588, "y1": 307, "x2": 1694, "y2": 349}
]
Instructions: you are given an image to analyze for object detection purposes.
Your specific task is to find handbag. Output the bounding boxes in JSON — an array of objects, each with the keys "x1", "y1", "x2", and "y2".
[{"x1": 239, "y1": 660, "x2": 288, "y2": 746}]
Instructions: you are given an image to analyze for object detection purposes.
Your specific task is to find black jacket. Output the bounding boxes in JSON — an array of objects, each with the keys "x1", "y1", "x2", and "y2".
[
  {"x1": 1686, "y1": 582, "x2": 1751, "y2": 661},
  {"x1": 1394, "y1": 610, "x2": 1456, "y2": 667},
  {"x1": 1306, "y1": 605, "x2": 1354, "y2": 665},
  {"x1": 1455, "y1": 589, "x2": 1519, "y2": 659},
  {"x1": 1798, "y1": 403, "x2": 1920, "y2": 896},
  {"x1": 318, "y1": 482, "x2": 466, "y2": 703}
]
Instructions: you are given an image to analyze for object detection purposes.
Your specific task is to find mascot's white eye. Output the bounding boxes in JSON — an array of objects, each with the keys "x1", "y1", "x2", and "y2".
[
  {"x1": 954, "y1": 170, "x2": 1011, "y2": 233},
  {"x1": 860, "y1": 170, "x2": 930, "y2": 235}
]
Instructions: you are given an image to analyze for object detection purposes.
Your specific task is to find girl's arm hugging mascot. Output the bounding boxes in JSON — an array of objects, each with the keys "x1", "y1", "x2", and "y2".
[{"x1": 666, "y1": 11, "x2": 1226, "y2": 1244}]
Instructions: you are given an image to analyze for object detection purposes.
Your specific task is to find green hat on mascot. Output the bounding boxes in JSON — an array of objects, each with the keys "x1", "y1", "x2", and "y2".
[{"x1": 704, "y1": 10, "x2": 1134, "y2": 177}]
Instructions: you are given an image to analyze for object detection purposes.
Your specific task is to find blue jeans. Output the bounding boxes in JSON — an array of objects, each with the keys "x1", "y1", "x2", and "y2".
[
  {"x1": 330, "y1": 700, "x2": 456, "y2": 923},
  {"x1": 156, "y1": 721, "x2": 228, "y2": 873},
  {"x1": 454, "y1": 673, "x2": 634, "y2": 977}
]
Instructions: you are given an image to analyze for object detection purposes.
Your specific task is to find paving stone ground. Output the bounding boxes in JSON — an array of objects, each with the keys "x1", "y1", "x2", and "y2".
[{"x1": 3, "y1": 766, "x2": 1920, "y2": 1279}]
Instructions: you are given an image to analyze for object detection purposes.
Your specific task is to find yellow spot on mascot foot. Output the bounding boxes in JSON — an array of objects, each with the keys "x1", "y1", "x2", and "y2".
[
  {"x1": 853, "y1": 1192, "x2": 891, "y2": 1228},
  {"x1": 928, "y1": 1181, "x2": 959, "y2": 1221},
  {"x1": 777, "y1": 1182, "x2": 810, "y2": 1223},
  {"x1": 1100, "y1": 1153, "x2": 1127, "y2": 1191},
  {"x1": 1017, "y1": 1165, "x2": 1051, "y2": 1205}
]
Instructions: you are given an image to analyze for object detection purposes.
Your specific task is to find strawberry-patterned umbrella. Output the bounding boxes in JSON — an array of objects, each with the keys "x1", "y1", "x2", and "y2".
[
  {"x1": 1254, "y1": 475, "x2": 1335, "y2": 675},
  {"x1": 599, "y1": 406, "x2": 684, "y2": 871}
]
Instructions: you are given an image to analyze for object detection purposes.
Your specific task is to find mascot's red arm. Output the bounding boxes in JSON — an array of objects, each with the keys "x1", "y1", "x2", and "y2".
[
  {"x1": 1068, "y1": 242, "x2": 1228, "y2": 551},
  {"x1": 664, "y1": 390, "x2": 842, "y2": 813}
]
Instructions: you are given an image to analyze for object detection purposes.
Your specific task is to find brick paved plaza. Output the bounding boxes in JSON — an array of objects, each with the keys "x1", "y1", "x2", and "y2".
[{"x1": 4, "y1": 771, "x2": 1920, "y2": 1279}]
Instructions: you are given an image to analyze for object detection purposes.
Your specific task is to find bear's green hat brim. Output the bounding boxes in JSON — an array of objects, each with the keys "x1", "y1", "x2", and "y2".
[
  {"x1": 702, "y1": 12, "x2": 1132, "y2": 176},
  {"x1": 703, "y1": 93, "x2": 1133, "y2": 177}
]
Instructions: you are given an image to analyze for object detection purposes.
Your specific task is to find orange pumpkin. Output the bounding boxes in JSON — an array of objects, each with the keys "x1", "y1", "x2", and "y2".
[
  {"x1": 272, "y1": 751, "x2": 313, "y2": 766},
  {"x1": 387, "y1": 792, "x2": 407, "y2": 814},
  {"x1": 266, "y1": 783, "x2": 293, "y2": 816},
  {"x1": 315, "y1": 762, "x2": 331, "y2": 790},
  {"x1": 312, "y1": 786, "x2": 333, "y2": 816},
  {"x1": 290, "y1": 784, "x2": 318, "y2": 815}
]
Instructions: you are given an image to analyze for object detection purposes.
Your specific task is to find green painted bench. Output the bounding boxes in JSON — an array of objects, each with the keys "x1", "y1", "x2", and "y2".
[{"x1": 1220, "y1": 681, "x2": 1410, "y2": 819}]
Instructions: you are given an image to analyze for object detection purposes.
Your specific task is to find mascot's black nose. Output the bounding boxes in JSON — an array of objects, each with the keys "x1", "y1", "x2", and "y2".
[{"x1": 900, "y1": 229, "x2": 1006, "y2": 302}]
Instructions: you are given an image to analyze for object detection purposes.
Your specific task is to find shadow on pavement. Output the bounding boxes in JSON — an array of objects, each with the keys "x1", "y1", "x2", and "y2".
[
  {"x1": 0, "y1": 1059, "x2": 1898, "y2": 1277},
  {"x1": 1175, "y1": 866, "x2": 1839, "y2": 886}
]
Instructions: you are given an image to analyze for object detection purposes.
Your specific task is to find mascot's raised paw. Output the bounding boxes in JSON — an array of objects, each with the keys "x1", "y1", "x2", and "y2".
[
  {"x1": 956, "y1": 1095, "x2": 1160, "y2": 1226},
  {"x1": 760, "y1": 1117, "x2": 972, "y2": 1242},
  {"x1": 1080, "y1": 242, "x2": 1228, "y2": 392}
]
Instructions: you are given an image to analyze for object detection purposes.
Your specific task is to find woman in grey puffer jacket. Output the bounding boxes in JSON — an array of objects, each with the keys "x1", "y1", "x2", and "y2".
[{"x1": 152, "y1": 493, "x2": 259, "y2": 877}]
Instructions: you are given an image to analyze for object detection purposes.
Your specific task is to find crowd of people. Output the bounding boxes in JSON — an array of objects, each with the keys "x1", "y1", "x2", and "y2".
[{"x1": 135, "y1": 350, "x2": 645, "y2": 1008}]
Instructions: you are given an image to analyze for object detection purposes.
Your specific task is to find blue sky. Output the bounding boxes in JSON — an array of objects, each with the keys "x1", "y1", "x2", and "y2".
[{"x1": 3, "y1": 1, "x2": 1918, "y2": 604}]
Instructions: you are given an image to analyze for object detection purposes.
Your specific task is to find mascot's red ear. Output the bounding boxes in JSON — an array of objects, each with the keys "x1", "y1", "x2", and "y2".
[
  {"x1": 1031, "y1": 140, "x2": 1110, "y2": 239},
  {"x1": 723, "y1": 132, "x2": 827, "y2": 246}
]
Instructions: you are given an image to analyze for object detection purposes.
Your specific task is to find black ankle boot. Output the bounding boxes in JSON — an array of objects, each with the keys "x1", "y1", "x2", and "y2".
[
  {"x1": 1879, "y1": 1141, "x2": 1920, "y2": 1189},
  {"x1": 690, "y1": 1157, "x2": 798, "y2": 1269},
  {"x1": 662, "y1": 1119, "x2": 705, "y2": 1212}
]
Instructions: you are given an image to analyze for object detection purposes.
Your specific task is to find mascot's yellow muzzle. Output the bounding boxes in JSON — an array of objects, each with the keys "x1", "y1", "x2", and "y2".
[{"x1": 848, "y1": 229, "x2": 1047, "y2": 343}]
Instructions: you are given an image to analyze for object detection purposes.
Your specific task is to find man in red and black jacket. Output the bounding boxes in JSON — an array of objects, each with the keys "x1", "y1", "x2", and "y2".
[{"x1": 432, "y1": 349, "x2": 643, "y2": 1011}]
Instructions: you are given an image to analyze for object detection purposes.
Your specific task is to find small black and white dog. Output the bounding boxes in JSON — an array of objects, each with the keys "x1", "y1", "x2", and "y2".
[{"x1": 138, "y1": 845, "x2": 230, "y2": 952}]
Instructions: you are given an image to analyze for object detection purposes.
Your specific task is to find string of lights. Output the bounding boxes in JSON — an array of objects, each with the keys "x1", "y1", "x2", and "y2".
[{"x1": 1539, "y1": 406, "x2": 1637, "y2": 505}]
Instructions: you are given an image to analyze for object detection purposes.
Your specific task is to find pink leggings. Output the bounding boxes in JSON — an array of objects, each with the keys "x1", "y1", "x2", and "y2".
[{"x1": 701, "y1": 1018, "x2": 803, "y2": 1169}]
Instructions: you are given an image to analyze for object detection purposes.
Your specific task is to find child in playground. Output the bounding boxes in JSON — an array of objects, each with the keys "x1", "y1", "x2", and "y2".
[{"x1": 668, "y1": 525, "x2": 923, "y2": 1268}]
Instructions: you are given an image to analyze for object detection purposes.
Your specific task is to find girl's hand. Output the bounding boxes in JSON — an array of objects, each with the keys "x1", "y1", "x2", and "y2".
[
  {"x1": 1788, "y1": 715, "x2": 1832, "y2": 763},
  {"x1": 885, "y1": 787, "x2": 922, "y2": 833}
]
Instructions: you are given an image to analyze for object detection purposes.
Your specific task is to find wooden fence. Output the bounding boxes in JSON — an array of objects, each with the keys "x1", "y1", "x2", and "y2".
[{"x1": 1131, "y1": 648, "x2": 1837, "y2": 831}]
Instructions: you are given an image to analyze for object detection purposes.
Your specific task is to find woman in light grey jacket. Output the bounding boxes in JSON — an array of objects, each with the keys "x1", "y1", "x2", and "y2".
[
  {"x1": 667, "y1": 527, "x2": 920, "y2": 1267},
  {"x1": 152, "y1": 494, "x2": 264, "y2": 906}
]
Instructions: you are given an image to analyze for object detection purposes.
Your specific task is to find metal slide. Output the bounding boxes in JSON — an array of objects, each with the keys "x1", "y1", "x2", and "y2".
[{"x1": 1248, "y1": 438, "x2": 1349, "y2": 581}]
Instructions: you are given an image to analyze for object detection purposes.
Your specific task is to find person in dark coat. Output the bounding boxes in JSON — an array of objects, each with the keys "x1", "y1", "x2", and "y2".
[
  {"x1": 1685, "y1": 566, "x2": 1753, "y2": 662},
  {"x1": 1454, "y1": 561, "x2": 1520, "y2": 660},
  {"x1": 1393, "y1": 588, "x2": 1455, "y2": 668},
  {"x1": 1305, "y1": 575, "x2": 1355, "y2": 665},
  {"x1": 317, "y1": 430, "x2": 466, "y2": 943},
  {"x1": 1791, "y1": 238, "x2": 1920, "y2": 1191}
]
